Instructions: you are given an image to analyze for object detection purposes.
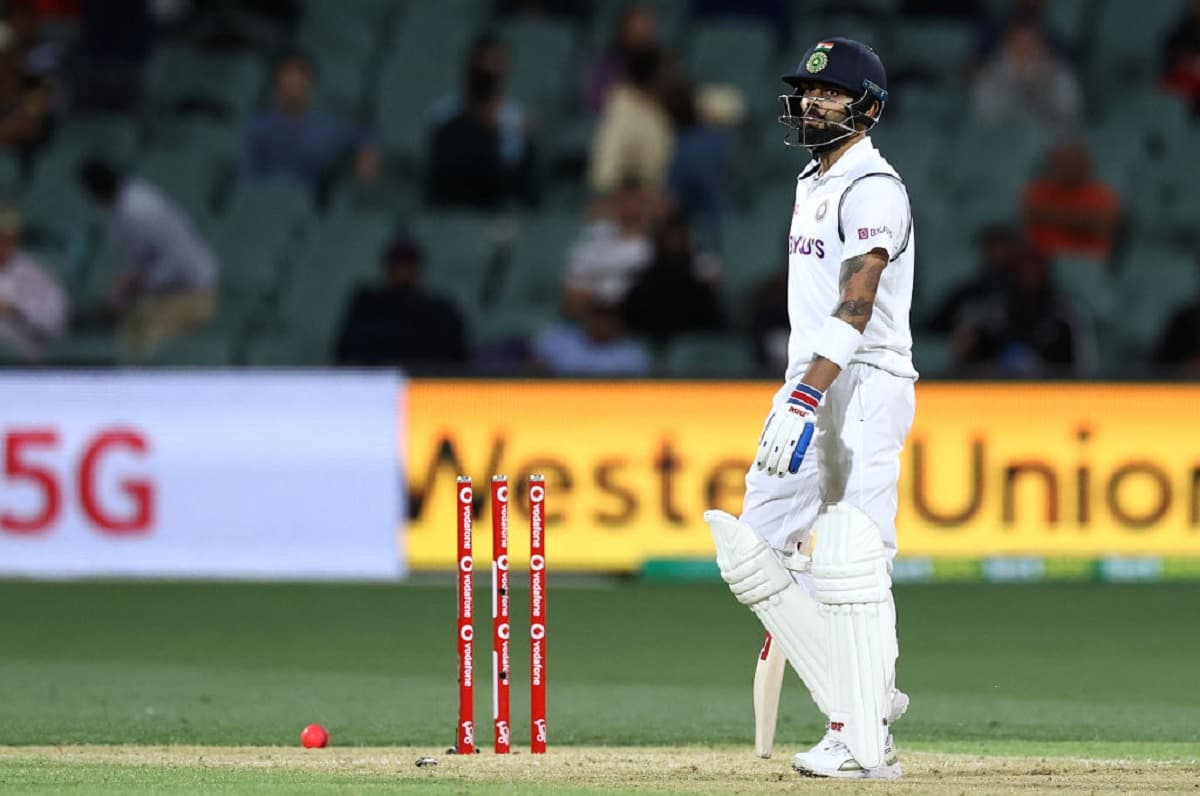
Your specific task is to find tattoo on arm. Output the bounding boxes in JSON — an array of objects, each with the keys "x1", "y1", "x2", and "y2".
[
  {"x1": 838, "y1": 255, "x2": 868, "y2": 292},
  {"x1": 832, "y1": 251, "x2": 888, "y2": 331},
  {"x1": 833, "y1": 299, "x2": 874, "y2": 321}
]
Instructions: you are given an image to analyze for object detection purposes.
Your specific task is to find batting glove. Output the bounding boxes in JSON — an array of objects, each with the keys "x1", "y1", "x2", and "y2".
[{"x1": 755, "y1": 384, "x2": 822, "y2": 477}]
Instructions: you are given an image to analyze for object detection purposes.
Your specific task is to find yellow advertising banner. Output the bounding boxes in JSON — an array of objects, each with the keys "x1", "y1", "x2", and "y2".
[{"x1": 406, "y1": 381, "x2": 1200, "y2": 570}]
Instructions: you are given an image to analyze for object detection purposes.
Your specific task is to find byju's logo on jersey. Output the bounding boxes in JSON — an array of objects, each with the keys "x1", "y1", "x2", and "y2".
[
  {"x1": 788, "y1": 235, "x2": 826, "y2": 258},
  {"x1": 858, "y1": 225, "x2": 892, "y2": 240}
]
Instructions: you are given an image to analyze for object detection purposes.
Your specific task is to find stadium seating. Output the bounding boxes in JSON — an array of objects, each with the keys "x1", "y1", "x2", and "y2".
[
  {"x1": 500, "y1": 17, "x2": 577, "y2": 124},
  {"x1": 1114, "y1": 243, "x2": 1200, "y2": 354},
  {"x1": 270, "y1": 212, "x2": 396, "y2": 360},
  {"x1": 145, "y1": 331, "x2": 235, "y2": 367},
  {"x1": 6, "y1": 0, "x2": 1199, "y2": 378},
  {"x1": 498, "y1": 213, "x2": 577, "y2": 310},
  {"x1": 146, "y1": 45, "x2": 266, "y2": 120},
  {"x1": 889, "y1": 19, "x2": 975, "y2": 79},
  {"x1": 689, "y1": 19, "x2": 776, "y2": 115},
  {"x1": 663, "y1": 332, "x2": 755, "y2": 377}
]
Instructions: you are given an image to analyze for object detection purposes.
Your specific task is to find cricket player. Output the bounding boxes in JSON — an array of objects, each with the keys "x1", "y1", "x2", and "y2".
[{"x1": 704, "y1": 38, "x2": 915, "y2": 779}]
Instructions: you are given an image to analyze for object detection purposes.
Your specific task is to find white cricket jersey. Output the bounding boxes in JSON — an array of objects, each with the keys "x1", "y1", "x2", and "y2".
[{"x1": 785, "y1": 137, "x2": 917, "y2": 381}]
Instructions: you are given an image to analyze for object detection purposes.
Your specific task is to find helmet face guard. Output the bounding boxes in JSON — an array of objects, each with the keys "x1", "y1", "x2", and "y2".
[{"x1": 777, "y1": 80, "x2": 886, "y2": 152}]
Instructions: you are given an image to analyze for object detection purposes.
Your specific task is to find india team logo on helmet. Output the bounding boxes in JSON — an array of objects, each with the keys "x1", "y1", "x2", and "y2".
[{"x1": 806, "y1": 41, "x2": 834, "y2": 74}]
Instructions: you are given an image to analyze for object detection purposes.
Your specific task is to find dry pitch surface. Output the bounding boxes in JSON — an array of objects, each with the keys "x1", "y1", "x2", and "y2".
[{"x1": 1, "y1": 745, "x2": 1197, "y2": 794}]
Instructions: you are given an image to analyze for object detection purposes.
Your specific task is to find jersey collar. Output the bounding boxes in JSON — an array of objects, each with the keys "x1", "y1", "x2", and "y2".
[{"x1": 801, "y1": 136, "x2": 877, "y2": 183}]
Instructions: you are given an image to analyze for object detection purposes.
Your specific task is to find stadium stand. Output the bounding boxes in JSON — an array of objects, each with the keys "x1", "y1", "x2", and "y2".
[{"x1": 0, "y1": 0, "x2": 1195, "y2": 378}]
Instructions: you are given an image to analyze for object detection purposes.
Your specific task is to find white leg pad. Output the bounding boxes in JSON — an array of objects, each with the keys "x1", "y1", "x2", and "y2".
[
  {"x1": 705, "y1": 510, "x2": 833, "y2": 716},
  {"x1": 811, "y1": 503, "x2": 895, "y2": 770}
]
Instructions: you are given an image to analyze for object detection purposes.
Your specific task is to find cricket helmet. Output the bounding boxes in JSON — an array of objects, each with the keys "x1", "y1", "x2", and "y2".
[{"x1": 779, "y1": 37, "x2": 888, "y2": 152}]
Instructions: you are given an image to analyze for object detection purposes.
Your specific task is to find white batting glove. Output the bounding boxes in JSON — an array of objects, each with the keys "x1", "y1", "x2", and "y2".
[{"x1": 755, "y1": 383, "x2": 823, "y2": 477}]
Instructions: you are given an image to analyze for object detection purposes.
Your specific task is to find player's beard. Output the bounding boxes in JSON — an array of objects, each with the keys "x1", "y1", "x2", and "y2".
[
  {"x1": 778, "y1": 94, "x2": 858, "y2": 153},
  {"x1": 798, "y1": 107, "x2": 856, "y2": 151}
]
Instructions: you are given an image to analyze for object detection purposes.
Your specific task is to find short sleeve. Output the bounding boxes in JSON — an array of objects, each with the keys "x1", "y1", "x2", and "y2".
[{"x1": 838, "y1": 175, "x2": 911, "y2": 262}]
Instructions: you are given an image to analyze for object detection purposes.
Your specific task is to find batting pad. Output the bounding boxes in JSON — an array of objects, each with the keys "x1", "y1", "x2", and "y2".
[
  {"x1": 704, "y1": 510, "x2": 833, "y2": 716},
  {"x1": 811, "y1": 503, "x2": 895, "y2": 770}
]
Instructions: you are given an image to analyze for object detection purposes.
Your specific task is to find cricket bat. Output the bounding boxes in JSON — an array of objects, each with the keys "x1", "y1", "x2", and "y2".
[{"x1": 753, "y1": 632, "x2": 787, "y2": 758}]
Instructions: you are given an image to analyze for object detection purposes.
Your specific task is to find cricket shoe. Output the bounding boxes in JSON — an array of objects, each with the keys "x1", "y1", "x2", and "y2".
[
  {"x1": 791, "y1": 691, "x2": 907, "y2": 780},
  {"x1": 791, "y1": 731, "x2": 901, "y2": 780}
]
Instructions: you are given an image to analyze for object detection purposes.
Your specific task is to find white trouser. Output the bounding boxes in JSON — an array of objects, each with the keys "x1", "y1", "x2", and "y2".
[{"x1": 741, "y1": 363, "x2": 916, "y2": 568}]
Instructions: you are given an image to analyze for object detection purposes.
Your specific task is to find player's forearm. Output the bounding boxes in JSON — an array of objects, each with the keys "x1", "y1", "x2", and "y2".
[
  {"x1": 832, "y1": 297, "x2": 874, "y2": 332},
  {"x1": 835, "y1": 251, "x2": 887, "y2": 332},
  {"x1": 799, "y1": 356, "x2": 841, "y2": 392},
  {"x1": 797, "y1": 252, "x2": 886, "y2": 389}
]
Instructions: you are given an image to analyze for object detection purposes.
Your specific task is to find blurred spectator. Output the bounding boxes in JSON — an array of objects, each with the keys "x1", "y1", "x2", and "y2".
[
  {"x1": 972, "y1": 0, "x2": 1072, "y2": 70},
  {"x1": 664, "y1": 78, "x2": 729, "y2": 233},
  {"x1": 970, "y1": 17, "x2": 1082, "y2": 134},
  {"x1": 1022, "y1": 140, "x2": 1122, "y2": 265},
  {"x1": 587, "y1": 4, "x2": 659, "y2": 115},
  {"x1": 624, "y1": 211, "x2": 725, "y2": 345},
  {"x1": 748, "y1": 267, "x2": 787, "y2": 376},
  {"x1": 73, "y1": 0, "x2": 151, "y2": 112},
  {"x1": 77, "y1": 158, "x2": 218, "y2": 360},
  {"x1": 926, "y1": 223, "x2": 1023, "y2": 333},
  {"x1": 335, "y1": 235, "x2": 469, "y2": 370},
  {"x1": 1160, "y1": 0, "x2": 1200, "y2": 115},
  {"x1": 589, "y1": 44, "x2": 672, "y2": 195},
  {"x1": 240, "y1": 52, "x2": 377, "y2": 197},
  {"x1": 0, "y1": 207, "x2": 66, "y2": 361},
  {"x1": 947, "y1": 247, "x2": 1091, "y2": 377},
  {"x1": 531, "y1": 297, "x2": 650, "y2": 376},
  {"x1": 1155, "y1": 294, "x2": 1200, "y2": 377},
  {"x1": 425, "y1": 34, "x2": 538, "y2": 211},
  {"x1": 562, "y1": 177, "x2": 658, "y2": 320},
  {"x1": 0, "y1": 1, "x2": 57, "y2": 175}
]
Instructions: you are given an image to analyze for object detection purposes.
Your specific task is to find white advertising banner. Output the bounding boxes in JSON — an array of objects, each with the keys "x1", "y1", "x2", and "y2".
[{"x1": 0, "y1": 371, "x2": 404, "y2": 580}]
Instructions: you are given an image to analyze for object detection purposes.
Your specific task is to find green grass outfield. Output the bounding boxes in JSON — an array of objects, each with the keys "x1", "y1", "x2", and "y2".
[{"x1": 0, "y1": 581, "x2": 1196, "y2": 792}]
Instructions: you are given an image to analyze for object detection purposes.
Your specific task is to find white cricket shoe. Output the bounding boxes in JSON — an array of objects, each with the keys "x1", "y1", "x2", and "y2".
[{"x1": 791, "y1": 731, "x2": 901, "y2": 780}]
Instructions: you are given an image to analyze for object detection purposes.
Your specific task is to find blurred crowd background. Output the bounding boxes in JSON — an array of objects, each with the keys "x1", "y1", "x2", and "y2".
[{"x1": 0, "y1": 0, "x2": 1197, "y2": 378}]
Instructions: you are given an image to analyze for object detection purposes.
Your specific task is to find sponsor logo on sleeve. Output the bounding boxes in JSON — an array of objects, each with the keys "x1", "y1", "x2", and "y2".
[{"x1": 858, "y1": 226, "x2": 892, "y2": 241}]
